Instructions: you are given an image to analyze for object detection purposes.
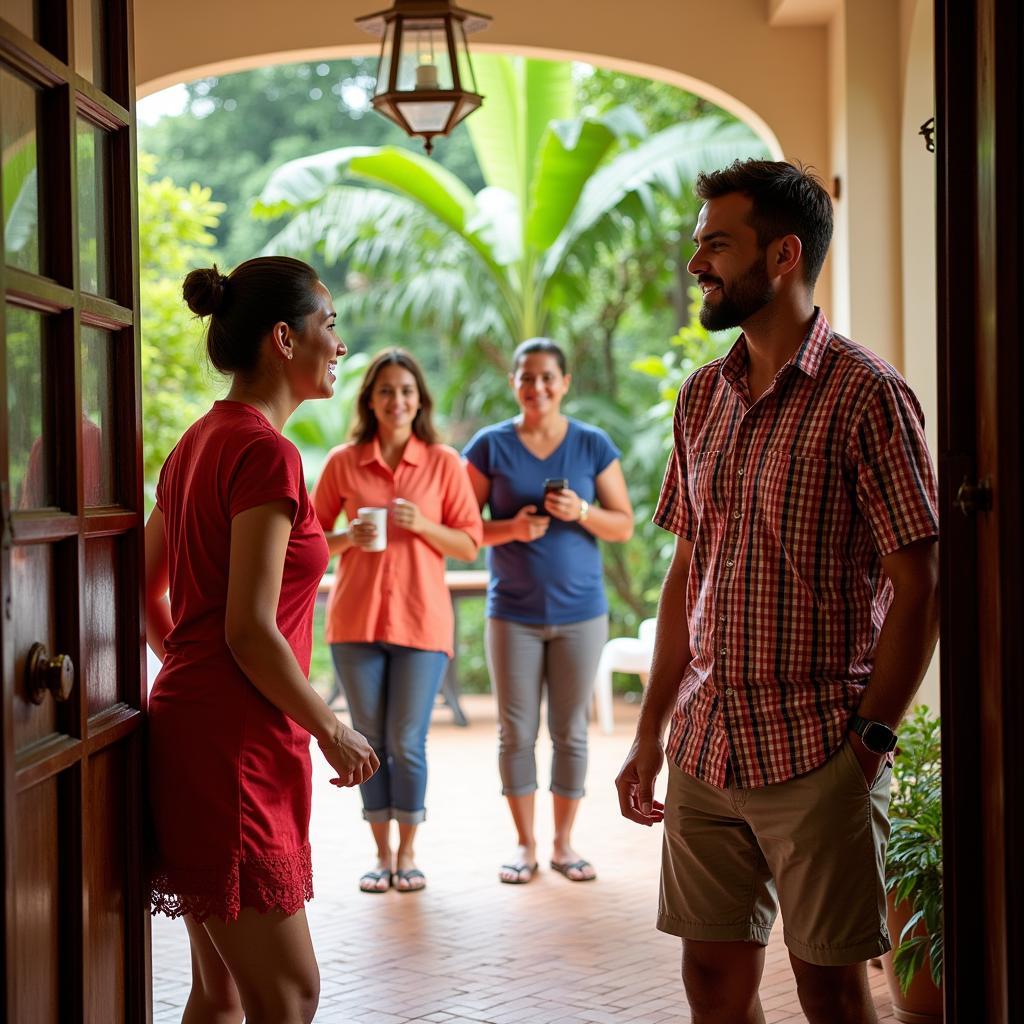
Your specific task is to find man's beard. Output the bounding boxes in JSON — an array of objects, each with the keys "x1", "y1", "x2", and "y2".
[{"x1": 698, "y1": 256, "x2": 774, "y2": 332}]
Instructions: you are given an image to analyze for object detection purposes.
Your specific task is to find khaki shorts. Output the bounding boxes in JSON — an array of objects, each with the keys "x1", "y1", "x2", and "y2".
[{"x1": 658, "y1": 742, "x2": 892, "y2": 967}]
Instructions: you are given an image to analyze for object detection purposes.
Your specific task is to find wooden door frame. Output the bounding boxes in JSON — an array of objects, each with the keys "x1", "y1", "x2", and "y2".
[
  {"x1": 0, "y1": 0, "x2": 149, "y2": 1018},
  {"x1": 936, "y1": 0, "x2": 1023, "y2": 1020}
]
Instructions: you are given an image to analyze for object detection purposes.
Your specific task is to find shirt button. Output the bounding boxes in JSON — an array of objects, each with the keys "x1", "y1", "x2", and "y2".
[
  {"x1": 719, "y1": 613, "x2": 726, "y2": 623},
  {"x1": 737, "y1": 468, "x2": 744, "y2": 476},
  {"x1": 732, "y1": 511, "x2": 742, "y2": 520},
  {"x1": 725, "y1": 687, "x2": 735, "y2": 697},
  {"x1": 726, "y1": 558, "x2": 735, "y2": 568},
  {"x1": 720, "y1": 646, "x2": 727, "y2": 656}
]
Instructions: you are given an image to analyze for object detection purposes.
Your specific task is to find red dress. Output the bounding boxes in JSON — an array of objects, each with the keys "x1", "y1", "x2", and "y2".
[{"x1": 148, "y1": 401, "x2": 329, "y2": 922}]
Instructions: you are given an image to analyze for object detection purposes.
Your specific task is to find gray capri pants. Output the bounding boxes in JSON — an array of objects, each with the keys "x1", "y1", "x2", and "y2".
[{"x1": 485, "y1": 614, "x2": 608, "y2": 799}]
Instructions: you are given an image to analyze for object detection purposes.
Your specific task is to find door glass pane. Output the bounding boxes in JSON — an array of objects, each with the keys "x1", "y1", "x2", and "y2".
[
  {"x1": 1, "y1": 68, "x2": 42, "y2": 274},
  {"x1": 3, "y1": 0, "x2": 38, "y2": 40},
  {"x1": 84, "y1": 538, "x2": 121, "y2": 716},
  {"x1": 74, "y1": 0, "x2": 106, "y2": 90},
  {"x1": 81, "y1": 326, "x2": 116, "y2": 504},
  {"x1": 76, "y1": 119, "x2": 109, "y2": 295},
  {"x1": 6, "y1": 305, "x2": 52, "y2": 509}
]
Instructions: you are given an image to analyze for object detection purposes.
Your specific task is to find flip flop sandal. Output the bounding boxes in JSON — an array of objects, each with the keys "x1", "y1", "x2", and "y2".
[
  {"x1": 392, "y1": 868, "x2": 427, "y2": 893},
  {"x1": 499, "y1": 861, "x2": 538, "y2": 885},
  {"x1": 550, "y1": 859, "x2": 597, "y2": 882},
  {"x1": 358, "y1": 868, "x2": 392, "y2": 893}
]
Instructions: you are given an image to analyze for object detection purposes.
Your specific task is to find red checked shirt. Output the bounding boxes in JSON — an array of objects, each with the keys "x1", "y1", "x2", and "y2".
[{"x1": 654, "y1": 310, "x2": 938, "y2": 789}]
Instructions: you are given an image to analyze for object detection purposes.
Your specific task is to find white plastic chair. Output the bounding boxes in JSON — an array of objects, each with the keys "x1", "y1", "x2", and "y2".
[{"x1": 593, "y1": 618, "x2": 657, "y2": 734}]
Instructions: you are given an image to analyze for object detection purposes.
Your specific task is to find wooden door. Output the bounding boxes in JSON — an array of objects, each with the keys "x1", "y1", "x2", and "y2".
[
  {"x1": 936, "y1": 0, "x2": 1024, "y2": 1020},
  {"x1": 0, "y1": 0, "x2": 148, "y2": 1020}
]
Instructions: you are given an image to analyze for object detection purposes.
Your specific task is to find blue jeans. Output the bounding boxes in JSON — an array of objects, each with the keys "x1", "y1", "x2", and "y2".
[{"x1": 330, "y1": 643, "x2": 449, "y2": 824}]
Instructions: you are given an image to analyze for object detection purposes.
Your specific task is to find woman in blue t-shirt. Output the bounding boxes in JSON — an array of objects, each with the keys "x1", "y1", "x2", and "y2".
[{"x1": 464, "y1": 338, "x2": 634, "y2": 885}]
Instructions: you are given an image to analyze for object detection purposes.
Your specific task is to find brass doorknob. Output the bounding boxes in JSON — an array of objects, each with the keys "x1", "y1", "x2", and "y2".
[{"x1": 25, "y1": 642, "x2": 75, "y2": 705}]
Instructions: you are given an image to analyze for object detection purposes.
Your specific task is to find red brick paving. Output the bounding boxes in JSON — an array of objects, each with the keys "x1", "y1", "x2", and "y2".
[{"x1": 151, "y1": 695, "x2": 896, "y2": 1022}]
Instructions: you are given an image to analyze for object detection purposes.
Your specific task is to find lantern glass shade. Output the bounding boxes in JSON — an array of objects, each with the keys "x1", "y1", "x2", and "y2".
[
  {"x1": 389, "y1": 17, "x2": 456, "y2": 93},
  {"x1": 376, "y1": 19, "x2": 395, "y2": 93},
  {"x1": 394, "y1": 99, "x2": 457, "y2": 133},
  {"x1": 455, "y1": 21, "x2": 478, "y2": 93}
]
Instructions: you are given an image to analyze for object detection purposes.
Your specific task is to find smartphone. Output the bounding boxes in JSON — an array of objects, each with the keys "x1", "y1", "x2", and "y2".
[{"x1": 544, "y1": 478, "x2": 568, "y2": 493}]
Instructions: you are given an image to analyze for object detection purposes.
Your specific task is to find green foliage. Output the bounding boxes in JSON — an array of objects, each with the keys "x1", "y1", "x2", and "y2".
[
  {"x1": 139, "y1": 59, "x2": 484, "y2": 278},
  {"x1": 886, "y1": 706, "x2": 943, "y2": 992},
  {"x1": 248, "y1": 55, "x2": 763, "y2": 629},
  {"x1": 256, "y1": 59, "x2": 763, "y2": 349},
  {"x1": 138, "y1": 153, "x2": 225, "y2": 508}
]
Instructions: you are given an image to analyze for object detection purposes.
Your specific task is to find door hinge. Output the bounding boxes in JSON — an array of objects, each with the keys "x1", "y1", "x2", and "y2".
[{"x1": 954, "y1": 476, "x2": 993, "y2": 516}]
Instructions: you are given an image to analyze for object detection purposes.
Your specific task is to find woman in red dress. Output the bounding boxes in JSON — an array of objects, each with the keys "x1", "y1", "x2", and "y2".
[{"x1": 145, "y1": 256, "x2": 378, "y2": 1024}]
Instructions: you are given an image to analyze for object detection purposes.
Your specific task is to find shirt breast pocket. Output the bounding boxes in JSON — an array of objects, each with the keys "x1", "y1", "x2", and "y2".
[
  {"x1": 687, "y1": 449, "x2": 724, "y2": 522},
  {"x1": 758, "y1": 450, "x2": 832, "y2": 587}
]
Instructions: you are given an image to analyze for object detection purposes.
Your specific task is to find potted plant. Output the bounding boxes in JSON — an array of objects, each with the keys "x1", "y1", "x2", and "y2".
[{"x1": 884, "y1": 705, "x2": 943, "y2": 1022}]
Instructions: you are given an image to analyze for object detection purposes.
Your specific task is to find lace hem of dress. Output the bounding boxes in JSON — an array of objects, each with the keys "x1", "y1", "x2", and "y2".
[{"x1": 150, "y1": 842, "x2": 313, "y2": 923}]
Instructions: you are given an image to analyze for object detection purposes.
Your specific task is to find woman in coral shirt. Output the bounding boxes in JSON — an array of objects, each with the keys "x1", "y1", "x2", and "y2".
[{"x1": 312, "y1": 349, "x2": 482, "y2": 893}]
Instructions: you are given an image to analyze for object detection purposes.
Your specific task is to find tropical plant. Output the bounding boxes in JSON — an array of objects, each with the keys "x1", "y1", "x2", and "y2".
[
  {"x1": 248, "y1": 55, "x2": 763, "y2": 644},
  {"x1": 138, "y1": 153, "x2": 226, "y2": 506},
  {"x1": 2, "y1": 131, "x2": 39, "y2": 272},
  {"x1": 253, "y1": 56, "x2": 763, "y2": 384},
  {"x1": 886, "y1": 705, "x2": 943, "y2": 993}
]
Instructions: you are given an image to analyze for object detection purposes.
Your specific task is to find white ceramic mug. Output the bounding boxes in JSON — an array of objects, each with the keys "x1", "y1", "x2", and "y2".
[{"x1": 357, "y1": 506, "x2": 388, "y2": 552}]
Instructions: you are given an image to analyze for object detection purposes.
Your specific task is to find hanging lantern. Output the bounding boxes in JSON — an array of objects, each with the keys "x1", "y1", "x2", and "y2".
[{"x1": 356, "y1": 0, "x2": 491, "y2": 154}]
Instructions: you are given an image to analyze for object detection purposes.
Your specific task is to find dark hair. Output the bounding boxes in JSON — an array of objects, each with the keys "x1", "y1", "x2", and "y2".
[
  {"x1": 350, "y1": 348, "x2": 438, "y2": 445},
  {"x1": 694, "y1": 160, "x2": 833, "y2": 286},
  {"x1": 182, "y1": 256, "x2": 321, "y2": 374},
  {"x1": 512, "y1": 337, "x2": 567, "y2": 374}
]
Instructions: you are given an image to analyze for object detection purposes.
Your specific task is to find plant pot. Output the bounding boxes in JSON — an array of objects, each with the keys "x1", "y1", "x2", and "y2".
[{"x1": 883, "y1": 890, "x2": 943, "y2": 1023}]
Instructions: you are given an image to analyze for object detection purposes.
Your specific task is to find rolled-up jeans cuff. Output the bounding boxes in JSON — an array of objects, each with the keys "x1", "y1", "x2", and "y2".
[
  {"x1": 362, "y1": 807, "x2": 427, "y2": 824},
  {"x1": 393, "y1": 807, "x2": 426, "y2": 825},
  {"x1": 550, "y1": 783, "x2": 585, "y2": 799},
  {"x1": 501, "y1": 782, "x2": 538, "y2": 797}
]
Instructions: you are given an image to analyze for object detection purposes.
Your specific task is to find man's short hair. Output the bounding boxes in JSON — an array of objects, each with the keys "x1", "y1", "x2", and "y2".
[{"x1": 694, "y1": 160, "x2": 834, "y2": 287}]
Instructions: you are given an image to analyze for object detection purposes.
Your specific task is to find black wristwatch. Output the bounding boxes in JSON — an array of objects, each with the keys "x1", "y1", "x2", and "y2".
[{"x1": 848, "y1": 714, "x2": 898, "y2": 754}]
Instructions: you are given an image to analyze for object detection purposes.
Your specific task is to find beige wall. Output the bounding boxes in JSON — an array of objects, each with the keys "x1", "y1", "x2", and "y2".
[
  {"x1": 828, "y1": 0, "x2": 904, "y2": 367},
  {"x1": 899, "y1": 0, "x2": 940, "y2": 710}
]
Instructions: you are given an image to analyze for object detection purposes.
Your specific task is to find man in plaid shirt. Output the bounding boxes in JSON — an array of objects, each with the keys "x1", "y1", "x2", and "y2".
[{"x1": 616, "y1": 160, "x2": 939, "y2": 1024}]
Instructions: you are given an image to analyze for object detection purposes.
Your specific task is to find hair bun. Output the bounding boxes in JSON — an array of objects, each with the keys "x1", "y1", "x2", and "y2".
[{"x1": 183, "y1": 265, "x2": 228, "y2": 317}]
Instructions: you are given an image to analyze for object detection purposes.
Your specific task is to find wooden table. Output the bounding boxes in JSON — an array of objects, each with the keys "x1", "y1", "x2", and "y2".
[{"x1": 316, "y1": 568, "x2": 489, "y2": 726}]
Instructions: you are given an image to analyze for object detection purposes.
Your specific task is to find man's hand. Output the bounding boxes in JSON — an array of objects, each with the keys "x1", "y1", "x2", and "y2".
[
  {"x1": 615, "y1": 733, "x2": 666, "y2": 825},
  {"x1": 847, "y1": 730, "x2": 885, "y2": 786}
]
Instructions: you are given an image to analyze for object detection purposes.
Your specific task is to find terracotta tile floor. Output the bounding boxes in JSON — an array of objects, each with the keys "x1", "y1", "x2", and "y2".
[{"x1": 151, "y1": 695, "x2": 896, "y2": 1023}]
